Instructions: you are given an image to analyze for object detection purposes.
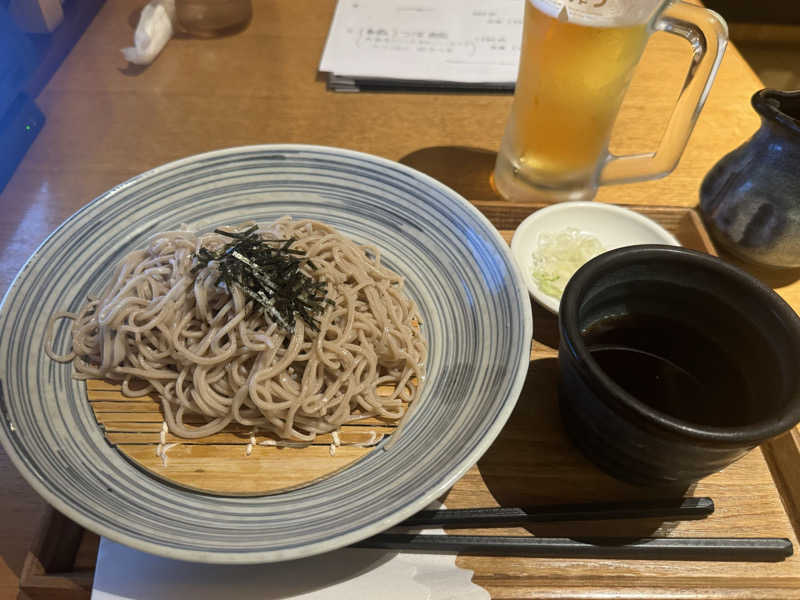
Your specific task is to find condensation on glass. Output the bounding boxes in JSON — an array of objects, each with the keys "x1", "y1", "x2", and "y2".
[{"x1": 493, "y1": 0, "x2": 729, "y2": 202}]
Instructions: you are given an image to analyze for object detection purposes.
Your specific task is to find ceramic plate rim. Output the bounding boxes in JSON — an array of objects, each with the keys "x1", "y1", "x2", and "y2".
[{"x1": 0, "y1": 144, "x2": 533, "y2": 563}]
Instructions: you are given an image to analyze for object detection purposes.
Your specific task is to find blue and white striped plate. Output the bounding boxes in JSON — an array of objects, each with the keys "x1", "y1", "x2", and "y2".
[{"x1": 0, "y1": 145, "x2": 533, "y2": 563}]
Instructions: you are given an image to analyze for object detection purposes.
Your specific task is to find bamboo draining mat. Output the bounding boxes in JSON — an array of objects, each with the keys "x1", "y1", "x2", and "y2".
[{"x1": 89, "y1": 381, "x2": 405, "y2": 495}]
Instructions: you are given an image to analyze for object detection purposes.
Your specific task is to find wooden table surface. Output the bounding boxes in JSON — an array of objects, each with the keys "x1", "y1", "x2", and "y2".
[{"x1": 2, "y1": 1, "x2": 798, "y2": 598}]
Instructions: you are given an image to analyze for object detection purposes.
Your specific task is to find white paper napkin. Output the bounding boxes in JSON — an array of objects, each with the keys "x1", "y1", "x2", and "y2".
[
  {"x1": 90, "y1": 504, "x2": 489, "y2": 600},
  {"x1": 121, "y1": 0, "x2": 175, "y2": 65}
]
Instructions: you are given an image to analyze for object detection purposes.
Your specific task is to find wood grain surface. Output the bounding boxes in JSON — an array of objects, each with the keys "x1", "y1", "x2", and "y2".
[
  {"x1": 3, "y1": 0, "x2": 800, "y2": 598},
  {"x1": 88, "y1": 375, "x2": 401, "y2": 496}
]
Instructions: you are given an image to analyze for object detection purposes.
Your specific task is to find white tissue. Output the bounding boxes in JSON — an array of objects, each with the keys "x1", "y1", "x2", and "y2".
[
  {"x1": 90, "y1": 503, "x2": 491, "y2": 600},
  {"x1": 122, "y1": 0, "x2": 176, "y2": 65}
]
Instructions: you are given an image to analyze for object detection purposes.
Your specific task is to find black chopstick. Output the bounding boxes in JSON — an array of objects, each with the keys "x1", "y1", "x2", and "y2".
[
  {"x1": 353, "y1": 534, "x2": 793, "y2": 562},
  {"x1": 397, "y1": 497, "x2": 714, "y2": 529}
]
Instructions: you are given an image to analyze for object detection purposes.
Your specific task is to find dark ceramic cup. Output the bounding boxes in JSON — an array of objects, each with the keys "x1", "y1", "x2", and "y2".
[{"x1": 558, "y1": 245, "x2": 800, "y2": 486}]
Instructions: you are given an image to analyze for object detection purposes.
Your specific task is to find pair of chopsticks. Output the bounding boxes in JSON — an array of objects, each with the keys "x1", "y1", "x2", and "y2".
[{"x1": 352, "y1": 498, "x2": 793, "y2": 561}]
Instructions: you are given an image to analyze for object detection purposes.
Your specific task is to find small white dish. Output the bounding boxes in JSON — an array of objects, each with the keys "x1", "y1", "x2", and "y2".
[{"x1": 511, "y1": 201, "x2": 681, "y2": 314}]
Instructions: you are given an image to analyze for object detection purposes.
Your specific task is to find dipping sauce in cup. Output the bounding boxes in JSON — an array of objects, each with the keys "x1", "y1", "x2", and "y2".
[{"x1": 558, "y1": 245, "x2": 800, "y2": 486}]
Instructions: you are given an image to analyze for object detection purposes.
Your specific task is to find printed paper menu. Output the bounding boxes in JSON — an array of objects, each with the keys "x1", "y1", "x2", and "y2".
[{"x1": 319, "y1": 0, "x2": 523, "y2": 91}]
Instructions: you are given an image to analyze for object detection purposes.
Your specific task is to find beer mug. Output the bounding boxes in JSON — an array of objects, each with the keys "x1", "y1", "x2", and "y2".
[{"x1": 493, "y1": 0, "x2": 728, "y2": 202}]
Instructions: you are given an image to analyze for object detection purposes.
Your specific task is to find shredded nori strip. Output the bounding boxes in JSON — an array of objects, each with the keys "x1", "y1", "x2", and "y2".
[{"x1": 193, "y1": 227, "x2": 331, "y2": 333}]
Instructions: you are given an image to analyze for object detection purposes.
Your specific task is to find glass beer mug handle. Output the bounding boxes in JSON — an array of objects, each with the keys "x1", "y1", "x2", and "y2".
[{"x1": 599, "y1": 1, "x2": 728, "y2": 185}]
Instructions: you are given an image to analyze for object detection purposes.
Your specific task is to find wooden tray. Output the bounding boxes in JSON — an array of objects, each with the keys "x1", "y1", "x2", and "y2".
[{"x1": 21, "y1": 203, "x2": 800, "y2": 600}]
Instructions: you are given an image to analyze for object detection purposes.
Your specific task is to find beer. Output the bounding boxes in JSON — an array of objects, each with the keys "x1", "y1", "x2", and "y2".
[{"x1": 494, "y1": 0, "x2": 652, "y2": 201}]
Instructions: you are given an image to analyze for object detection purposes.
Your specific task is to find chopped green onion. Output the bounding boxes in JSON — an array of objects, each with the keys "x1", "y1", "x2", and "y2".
[{"x1": 531, "y1": 228, "x2": 605, "y2": 300}]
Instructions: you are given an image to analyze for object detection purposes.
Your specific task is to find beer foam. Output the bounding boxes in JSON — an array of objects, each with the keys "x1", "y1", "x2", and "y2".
[{"x1": 528, "y1": 0, "x2": 661, "y2": 27}]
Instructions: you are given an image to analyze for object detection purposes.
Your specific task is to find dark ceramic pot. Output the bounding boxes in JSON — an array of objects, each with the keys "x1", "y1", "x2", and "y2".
[
  {"x1": 558, "y1": 245, "x2": 800, "y2": 486},
  {"x1": 700, "y1": 89, "x2": 800, "y2": 268}
]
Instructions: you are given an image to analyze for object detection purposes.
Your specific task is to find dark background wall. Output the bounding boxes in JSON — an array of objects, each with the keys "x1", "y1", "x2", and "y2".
[{"x1": 703, "y1": 1, "x2": 800, "y2": 24}]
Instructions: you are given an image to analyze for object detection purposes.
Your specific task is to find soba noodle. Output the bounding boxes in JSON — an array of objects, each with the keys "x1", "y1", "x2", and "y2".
[{"x1": 46, "y1": 217, "x2": 427, "y2": 442}]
